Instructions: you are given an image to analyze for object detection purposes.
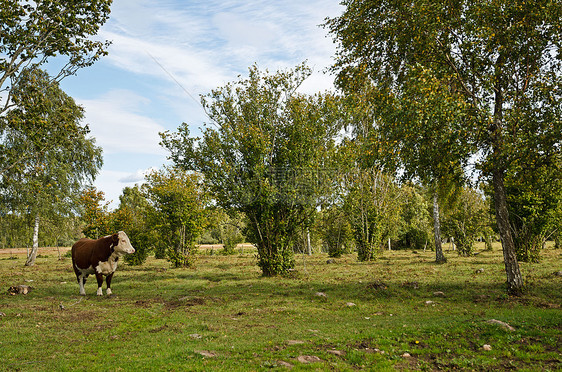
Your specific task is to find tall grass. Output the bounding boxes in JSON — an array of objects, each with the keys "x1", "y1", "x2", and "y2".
[{"x1": 0, "y1": 243, "x2": 560, "y2": 371}]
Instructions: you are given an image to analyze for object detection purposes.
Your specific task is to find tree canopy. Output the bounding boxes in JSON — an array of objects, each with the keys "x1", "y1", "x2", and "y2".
[
  {"x1": 0, "y1": 0, "x2": 112, "y2": 114},
  {"x1": 161, "y1": 64, "x2": 342, "y2": 276},
  {"x1": 1, "y1": 68, "x2": 102, "y2": 265},
  {"x1": 325, "y1": 0, "x2": 562, "y2": 294}
]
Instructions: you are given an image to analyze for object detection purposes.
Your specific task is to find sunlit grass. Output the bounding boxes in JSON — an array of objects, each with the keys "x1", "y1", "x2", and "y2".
[{"x1": 0, "y1": 243, "x2": 560, "y2": 371}]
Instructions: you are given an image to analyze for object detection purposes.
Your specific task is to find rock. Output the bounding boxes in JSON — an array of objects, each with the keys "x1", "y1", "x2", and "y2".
[
  {"x1": 315, "y1": 292, "x2": 327, "y2": 298},
  {"x1": 196, "y1": 350, "x2": 216, "y2": 358},
  {"x1": 7, "y1": 285, "x2": 31, "y2": 295},
  {"x1": 327, "y1": 349, "x2": 345, "y2": 356},
  {"x1": 297, "y1": 355, "x2": 322, "y2": 364},
  {"x1": 402, "y1": 352, "x2": 411, "y2": 358},
  {"x1": 425, "y1": 300, "x2": 435, "y2": 305},
  {"x1": 189, "y1": 334, "x2": 203, "y2": 339},
  {"x1": 433, "y1": 291, "x2": 445, "y2": 297},
  {"x1": 483, "y1": 344, "x2": 492, "y2": 351},
  {"x1": 475, "y1": 268, "x2": 485, "y2": 274},
  {"x1": 345, "y1": 302, "x2": 356, "y2": 307},
  {"x1": 287, "y1": 340, "x2": 304, "y2": 345},
  {"x1": 487, "y1": 319, "x2": 515, "y2": 331}
]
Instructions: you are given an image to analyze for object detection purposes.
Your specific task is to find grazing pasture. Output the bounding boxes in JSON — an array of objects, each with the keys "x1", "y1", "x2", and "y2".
[{"x1": 0, "y1": 244, "x2": 560, "y2": 371}]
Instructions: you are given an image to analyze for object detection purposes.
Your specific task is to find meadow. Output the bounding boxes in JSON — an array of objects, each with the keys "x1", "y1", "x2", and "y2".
[{"x1": 0, "y1": 243, "x2": 560, "y2": 371}]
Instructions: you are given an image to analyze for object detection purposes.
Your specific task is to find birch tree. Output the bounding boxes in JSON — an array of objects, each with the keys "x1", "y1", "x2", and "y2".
[
  {"x1": 0, "y1": 68, "x2": 102, "y2": 266},
  {"x1": 325, "y1": 0, "x2": 562, "y2": 294}
]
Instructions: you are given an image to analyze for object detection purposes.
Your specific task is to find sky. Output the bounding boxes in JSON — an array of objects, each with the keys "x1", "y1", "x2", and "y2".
[{"x1": 57, "y1": 0, "x2": 344, "y2": 209}]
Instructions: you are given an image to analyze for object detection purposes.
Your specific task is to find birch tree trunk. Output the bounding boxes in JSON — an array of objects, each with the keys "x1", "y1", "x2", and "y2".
[
  {"x1": 25, "y1": 215, "x2": 40, "y2": 266},
  {"x1": 432, "y1": 192, "x2": 447, "y2": 263},
  {"x1": 493, "y1": 168, "x2": 524, "y2": 295}
]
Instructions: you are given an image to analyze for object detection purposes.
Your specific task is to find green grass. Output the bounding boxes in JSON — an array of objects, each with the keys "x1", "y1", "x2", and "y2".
[{"x1": 0, "y1": 243, "x2": 561, "y2": 371}]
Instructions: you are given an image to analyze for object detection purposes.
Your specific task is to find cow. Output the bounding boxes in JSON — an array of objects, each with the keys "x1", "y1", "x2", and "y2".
[{"x1": 71, "y1": 231, "x2": 135, "y2": 296}]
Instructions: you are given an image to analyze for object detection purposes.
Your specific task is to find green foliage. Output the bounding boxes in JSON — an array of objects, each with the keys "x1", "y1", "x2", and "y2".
[
  {"x1": 161, "y1": 64, "x2": 342, "y2": 276},
  {"x1": 0, "y1": 0, "x2": 112, "y2": 114},
  {"x1": 325, "y1": 0, "x2": 562, "y2": 294},
  {"x1": 78, "y1": 187, "x2": 112, "y2": 239},
  {"x1": 0, "y1": 68, "x2": 102, "y2": 265},
  {"x1": 395, "y1": 184, "x2": 432, "y2": 251},
  {"x1": 1, "y1": 68, "x2": 103, "y2": 216},
  {"x1": 201, "y1": 209, "x2": 246, "y2": 255},
  {"x1": 343, "y1": 167, "x2": 402, "y2": 261},
  {"x1": 442, "y1": 187, "x2": 489, "y2": 256},
  {"x1": 319, "y1": 206, "x2": 353, "y2": 258},
  {"x1": 0, "y1": 213, "x2": 82, "y2": 248},
  {"x1": 113, "y1": 185, "x2": 154, "y2": 266},
  {"x1": 504, "y1": 158, "x2": 562, "y2": 262},
  {"x1": 144, "y1": 167, "x2": 209, "y2": 268}
]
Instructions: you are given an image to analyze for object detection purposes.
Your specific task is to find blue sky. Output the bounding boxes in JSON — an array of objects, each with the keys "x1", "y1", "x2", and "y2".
[{"x1": 57, "y1": 0, "x2": 343, "y2": 209}]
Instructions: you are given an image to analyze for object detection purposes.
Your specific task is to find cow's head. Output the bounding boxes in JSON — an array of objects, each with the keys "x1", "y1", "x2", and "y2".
[{"x1": 112, "y1": 231, "x2": 136, "y2": 254}]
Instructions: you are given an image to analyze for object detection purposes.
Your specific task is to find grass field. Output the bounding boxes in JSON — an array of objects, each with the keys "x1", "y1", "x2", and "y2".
[{"x1": 0, "y1": 243, "x2": 560, "y2": 371}]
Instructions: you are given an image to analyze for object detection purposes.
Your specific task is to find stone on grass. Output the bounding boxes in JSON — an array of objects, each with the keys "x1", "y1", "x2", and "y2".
[
  {"x1": 297, "y1": 355, "x2": 322, "y2": 364},
  {"x1": 287, "y1": 340, "x2": 305, "y2": 345},
  {"x1": 345, "y1": 302, "x2": 356, "y2": 307},
  {"x1": 433, "y1": 291, "x2": 445, "y2": 297},
  {"x1": 7, "y1": 285, "x2": 31, "y2": 295},
  {"x1": 315, "y1": 292, "x2": 327, "y2": 298},
  {"x1": 483, "y1": 344, "x2": 492, "y2": 351},
  {"x1": 402, "y1": 352, "x2": 411, "y2": 358},
  {"x1": 487, "y1": 319, "x2": 515, "y2": 331},
  {"x1": 196, "y1": 350, "x2": 217, "y2": 358},
  {"x1": 327, "y1": 349, "x2": 345, "y2": 356}
]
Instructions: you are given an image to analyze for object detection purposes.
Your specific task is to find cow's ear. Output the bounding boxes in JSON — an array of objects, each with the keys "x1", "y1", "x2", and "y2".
[{"x1": 112, "y1": 233, "x2": 119, "y2": 244}]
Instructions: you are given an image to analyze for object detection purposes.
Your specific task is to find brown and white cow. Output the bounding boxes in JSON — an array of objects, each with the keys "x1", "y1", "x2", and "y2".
[{"x1": 71, "y1": 231, "x2": 135, "y2": 296}]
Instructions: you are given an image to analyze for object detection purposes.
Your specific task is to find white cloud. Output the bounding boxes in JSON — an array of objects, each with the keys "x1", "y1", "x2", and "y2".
[
  {"x1": 67, "y1": 0, "x2": 344, "y2": 208},
  {"x1": 78, "y1": 90, "x2": 167, "y2": 156},
  {"x1": 118, "y1": 167, "x2": 157, "y2": 183},
  {"x1": 99, "y1": 0, "x2": 342, "y2": 96}
]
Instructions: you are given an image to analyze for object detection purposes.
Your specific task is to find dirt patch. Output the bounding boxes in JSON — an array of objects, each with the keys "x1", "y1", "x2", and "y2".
[
  {"x1": 0, "y1": 247, "x2": 71, "y2": 255},
  {"x1": 164, "y1": 296, "x2": 206, "y2": 310}
]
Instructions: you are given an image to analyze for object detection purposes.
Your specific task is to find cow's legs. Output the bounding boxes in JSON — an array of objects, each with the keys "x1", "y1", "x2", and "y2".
[
  {"x1": 95, "y1": 273, "x2": 104, "y2": 296},
  {"x1": 75, "y1": 272, "x2": 87, "y2": 295},
  {"x1": 106, "y1": 272, "x2": 114, "y2": 296}
]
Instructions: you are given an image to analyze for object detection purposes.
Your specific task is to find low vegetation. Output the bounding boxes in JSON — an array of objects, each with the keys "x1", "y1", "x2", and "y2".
[{"x1": 1, "y1": 243, "x2": 560, "y2": 371}]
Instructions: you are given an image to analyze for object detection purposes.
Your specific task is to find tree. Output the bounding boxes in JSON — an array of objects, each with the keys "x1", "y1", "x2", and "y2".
[
  {"x1": 0, "y1": 0, "x2": 111, "y2": 115},
  {"x1": 79, "y1": 187, "x2": 112, "y2": 239},
  {"x1": 442, "y1": 187, "x2": 489, "y2": 256},
  {"x1": 0, "y1": 68, "x2": 102, "y2": 266},
  {"x1": 396, "y1": 184, "x2": 432, "y2": 251},
  {"x1": 325, "y1": 0, "x2": 562, "y2": 294},
  {"x1": 112, "y1": 185, "x2": 153, "y2": 265},
  {"x1": 161, "y1": 64, "x2": 341, "y2": 276},
  {"x1": 144, "y1": 167, "x2": 208, "y2": 268},
  {"x1": 503, "y1": 157, "x2": 562, "y2": 262},
  {"x1": 319, "y1": 205, "x2": 354, "y2": 258},
  {"x1": 343, "y1": 166, "x2": 402, "y2": 261}
]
